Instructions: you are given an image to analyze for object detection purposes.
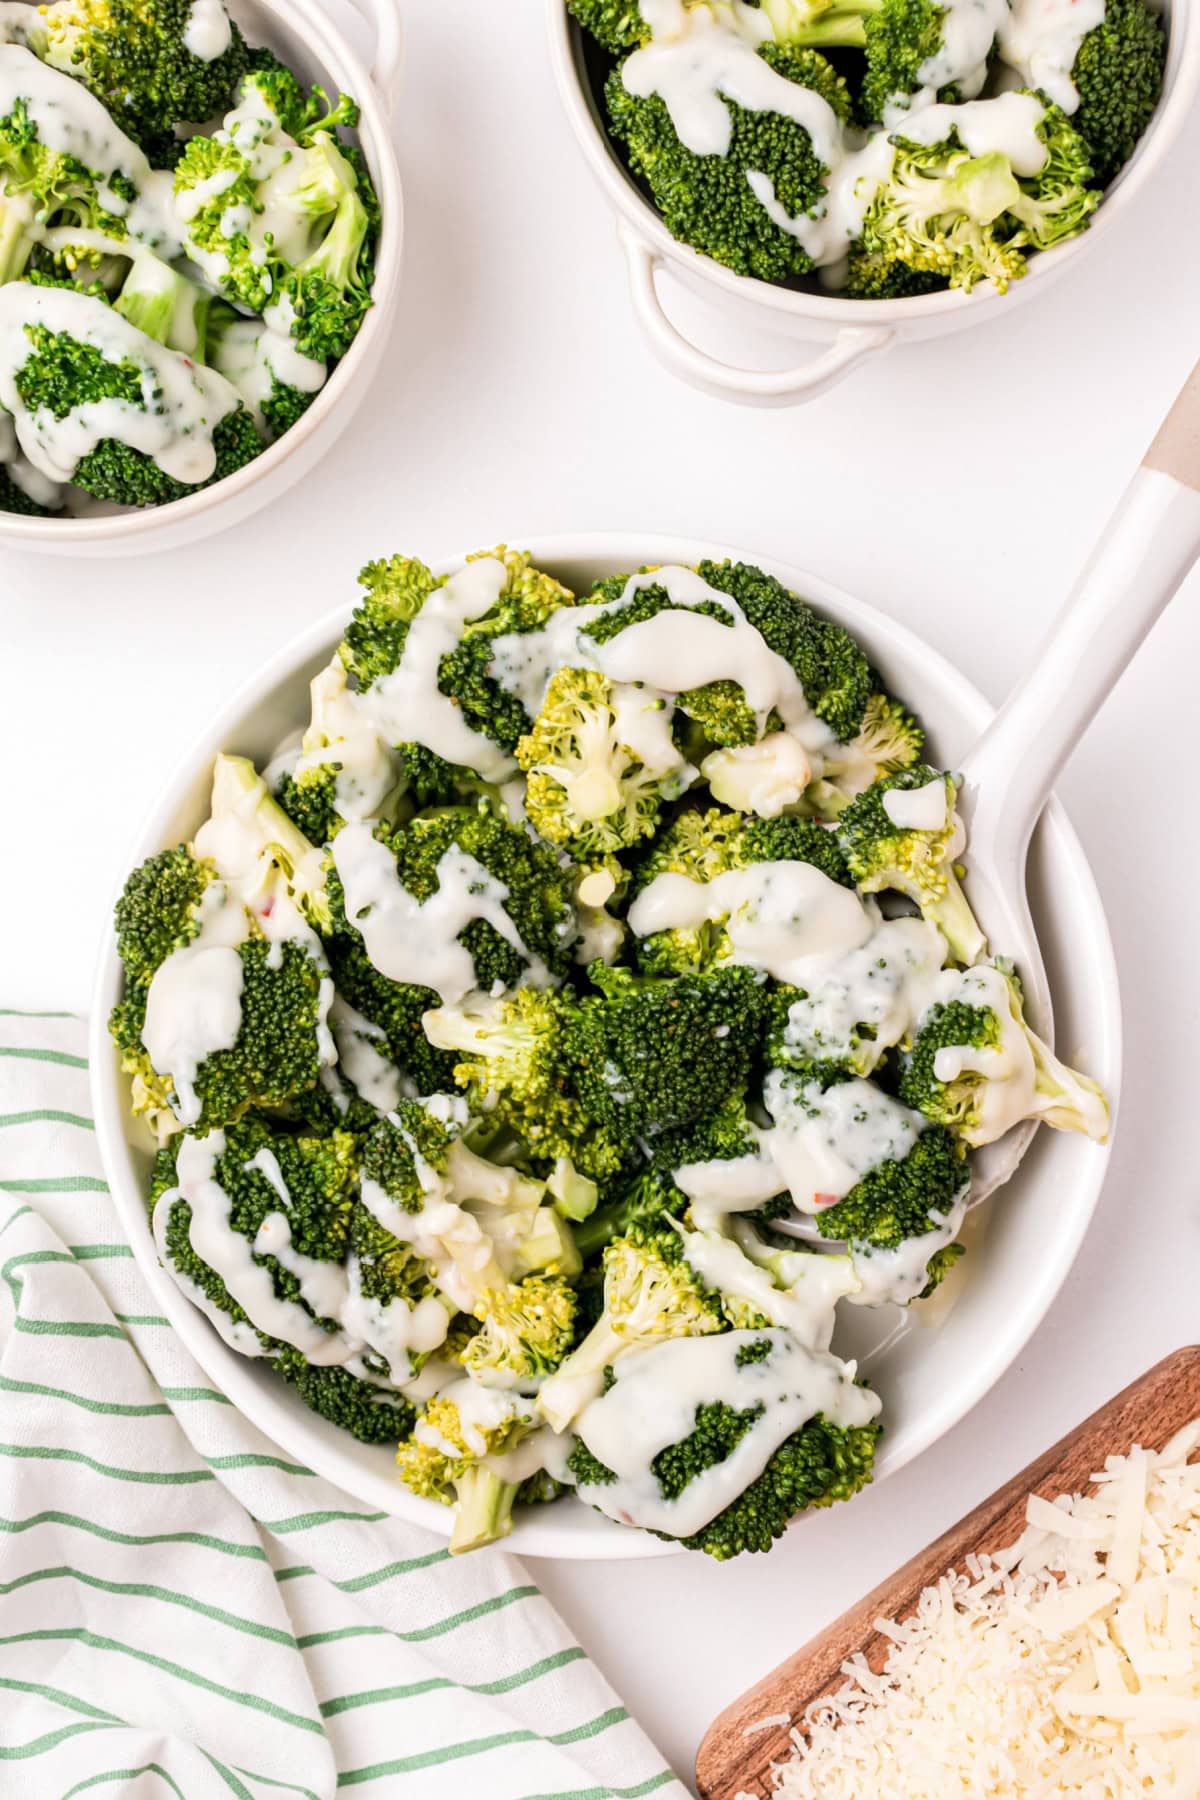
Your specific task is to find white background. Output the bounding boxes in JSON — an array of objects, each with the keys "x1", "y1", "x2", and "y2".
[{"x1": 3, "y1": 1, "x2": 1200, "y2": 1787}]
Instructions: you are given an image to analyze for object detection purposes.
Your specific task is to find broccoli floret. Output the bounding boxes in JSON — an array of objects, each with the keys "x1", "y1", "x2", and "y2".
[
  {"x1": 10, "y1": 291, "x2": 262, "y2": 507},
  {"x1": 0, "y1": 94, "x2": 133, "y2": 262},
  {"x1": 271, "y1": 659, "x2": 402, "y2": 846},
  {"x1": 1005, "y1": 0, "x2": 1164, "y2": 184},
  {"x1": 516, "y1": 667, "x2": 690, "y2": 862},
  {"x1": 462, "y1": 1274, "x2": 578, "y2": 1383},
  {"x1": 563, "y1": 963, "x2": 767, "y2": 1135},
  {"x1": 766, "y1": 916, "x2": 948, "y2": 1083},
  {"x1": 842, "y1": 246, "x2": 948, "y2": 297},
  {"x1": 567, "y1": 0, "x2": 650, "y2": 52},
  {"x1": 422, "y1": 988, "x2": 632, "y2": 1183},
  {"x1": 631, "y1": 807, "x2": 852, "y2": 978},
  {"x1": 836, "y1": 766, "x2": 985, "y2": 964},
  {"x1": 175, "y1": 69, "x2": 376, "y2": 357},
  {"x1": 206, "y1": 302, "x2": 326, "y2": 446},
  {"x1": 325, "y1": 935, "x2": 457, "y2": 1099},
  {"x1": 759, "y1": 0, "x2": 974, "y2": 125},
  {"x1": 899, "y1": 962, "x2": 1109, "y2": 1145},
  {"x1": 271, "y1": 1350, "x2": 416, "y2": 1444},
  {"x1": 804, "y1": 692, "x2": 925, "y2": 817},
  {"x1": 339, "y1": 553, "x2": 438, "y2": 691},
  {"x1": 40, "y1": 0, "x2": 249, "y2": 146},
  {"x1": 0, "y1": 462, "x2": 57, "y2": 514},
  {"x1": 435, "y1": 548, "x2": 575, "y2": 754},
  {"x1": 156, "y1": 1114, "x2": 357, "y2": 1327},
  {"x1": 815, "y1": 1114, "x2": 966, "y2": 1292},
  {"x1": 396, "y1": 1387, "x2": 538, "y2": 1553},
  {"x1": 359, "y1": 1098, "x2": 465, "y2": 1214},
  {"x1": 573, "y1": 1166, "x2": 689, "y2": 1260},
  {"x1": 337, "y1": 806, "x2": 573, "y2": 996},
  {"x1": 859, "y1": 100, "x2": 1098, "y2": 295},
  {"x1": 605, "y1": 39, "x2": 851, "y2": 282},
  {"x1": 652, "y1": 1087, "x2": 765, "y2": 1172},
  {"x1": 568, "y1": 1329, "x2": 880, "y2": 1557},
  {"x1": 538, "y1": 1224, "x2": 725, "y2": 1431}
]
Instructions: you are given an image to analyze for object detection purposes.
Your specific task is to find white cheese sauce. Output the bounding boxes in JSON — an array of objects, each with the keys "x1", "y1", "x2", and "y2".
[
  {"x1": 209, "y1": 314, "x2": 327, "y2": 434},
  {"x1": 627, "y1": 860, "x2": 876, "y2": 986},
  {"x1": 354, "y1": 557, "x2": 517, "y2": 782},
  {"x1": 701, "y1": 728, "x2": 812, "y2": 818},
  {"x1": 288, "y1": 659, "x2": 398, "y2": 826},
  {"x1": 328, "y1": 993, "x2": 408, "y2": 1113},
  {"x1": 776, "y1": 916, "x2": 948, "y2": 1076},
  {"x1": 998, "y1": 0, "x2": 1108, "y2": 113},
  {"x1": 881, "y1": 777, "x2": 948, "y2": 832},
  {"x1": 847, "y1": 1187, "x2": 970, "y2": 1307},
  {"x1": 678, "y1": 1225, "x2": 859, "y2": 1347},
  {"x1": 763, "y1": 1071, "x2": 926, "y2": 1212},
  {"x1": 331, "y1": 824, "x2": 550, "y2": 1004},
  {"x1": 573, "y1": 1328, "x2": 879, "y2": 1537},
  {"x1": 182, "y1": 0, "x2": 234, "y2": 62},
  {"x1": 142, "y1": 881, "x2": 247, "y2": 1127}
]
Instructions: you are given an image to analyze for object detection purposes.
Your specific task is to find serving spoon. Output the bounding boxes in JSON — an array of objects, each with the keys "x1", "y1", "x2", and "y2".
[{"x1": 776, "y1": 355, "x2": 1200, "y2": 1242}]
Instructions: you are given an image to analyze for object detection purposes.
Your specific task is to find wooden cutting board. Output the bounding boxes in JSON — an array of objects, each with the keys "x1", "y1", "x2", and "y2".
[{"x1": 695, "y1": 1345, "x2": 1200, "y2": 1800}]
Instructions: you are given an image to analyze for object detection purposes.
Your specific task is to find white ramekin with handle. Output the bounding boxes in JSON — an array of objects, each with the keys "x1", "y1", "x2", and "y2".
[
  {"x1": 548, "y1": 0, "x2": 1199, "y2": 406},
  {"x1": 0, "y1": 0, "x2": 404, "y2": 556}
]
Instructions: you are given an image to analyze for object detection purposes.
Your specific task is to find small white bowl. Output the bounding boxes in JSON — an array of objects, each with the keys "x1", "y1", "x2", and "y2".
[
  {"x1": 548, "y1": 0, "x2": 1199, "y2": 405},
  {"x1": 90, "y1": 534, "x2": 1121, "y2": 1559},
  {"x1": 0, "y1": 0, "x2": 404, "y2": 557}
]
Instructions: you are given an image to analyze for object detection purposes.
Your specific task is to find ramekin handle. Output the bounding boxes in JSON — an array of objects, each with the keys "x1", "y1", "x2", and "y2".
[
  {"x1": 620, "y1": 223, "x2": 893, "y2": 407},
  {"x1": 341, "y1": 0, "x2": 404, "y2": 117}
]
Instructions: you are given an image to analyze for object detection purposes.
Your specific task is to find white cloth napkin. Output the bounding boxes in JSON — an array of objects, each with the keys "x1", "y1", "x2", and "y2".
[{"x1": 0, "y1": 1008, "x2": 690, "y2": 1799}]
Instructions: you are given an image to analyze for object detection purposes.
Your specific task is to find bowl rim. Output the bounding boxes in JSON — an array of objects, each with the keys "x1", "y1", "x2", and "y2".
[
  {"x1": 89, "y1": 531, "x2": 1122, "y2": 1559},
  {"x1": 0, "y1": 0, "x2": 404, "y2": 547},
  {"x1": 546, "y1": 0, "x2": 1200, "y2": 329}
]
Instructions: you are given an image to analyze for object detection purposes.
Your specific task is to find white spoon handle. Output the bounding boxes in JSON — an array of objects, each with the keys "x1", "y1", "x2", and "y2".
[{"x1": 962, "y1": 361, "x2": 1200, "y2": 867}]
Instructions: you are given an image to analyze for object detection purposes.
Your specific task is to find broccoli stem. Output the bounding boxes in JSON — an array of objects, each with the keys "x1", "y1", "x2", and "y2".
[
  {"x1": 450, "y1": 1467, "x2": 520, "y2": 1554},
  {"x1": 0, "y1": 194, "x2": 35, "y2": 286},
  {"x1": 114, "y1": 249, "x2": 213, "y2": 358}
]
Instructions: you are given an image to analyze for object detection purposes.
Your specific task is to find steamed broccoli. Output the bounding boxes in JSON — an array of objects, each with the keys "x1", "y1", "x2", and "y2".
[
  {"x1": 858, "y1": 99, "x2": 1099, "y2": 294},
  {"x1": 1001, "y1": 0, "x2": 1165, "y2": 184},
  {"x1": 325, "y1": 936, "x2": 458, "y2": 1099},
  {"x1": 422, "y1": 987, "x2": 632, "y2": 1182},
  {"x1": 339, "y1": 552, "x2": 440, "y2": 693},
  {"x1": 568, "y1": 1329, "x2": 880, "y2": 1557},
  {"x1": 461, "y1": 1274, "x2": 578, "y2": 1384},
  {"x1": 758, "y1": 0, "x2": 994, "y2": 124},
  {"x1": 537, "y1": 1223, "x2": 725, "y2": 1430},
  {"x1": 836, "y1": 765, "x2": 985, "y2": 964},
  {"x1": 271, "y1": 1351, "x2": 416, "y2": 1444},
  {"x1": 174, "y1": 68, "x2": 376, "y2": 357},
  {"x1": 516, "y1": 667, "x2": 692, "y2": 861},
  {"x1": 630, "y1": 805, "x2": 853, "y2": 978},
  {"x1": 563, "y1": 963, "x2": 767, "y2": 1135},
  {"x1": 900, "y1": 961, "x2": 1110, "y2": 1144},
  {"x1": 113, "y1": 246, "x2": 211, "y2": 354},
  {"x1": 206, "y1": 302, "x2": 327, "y2": 445},
  {"x1": 395, "y1": 1387, "x2": 537, "y2": 1553},
  {"x1": 272, "y1": 658, "x2": 402, "y2": 845},
  {"x1": 605, "y1": 37, "x2": 852, "y2": 281},
  {"x1": 567, "y1": 0, "x2": 651, "y2": 53},
  {"x1": 433, "y1": 548, "x2": 575, "y2": 755},
  {"x1": 0, "y1": 461, "x2": 57, "y2": 513},
  {"x1": 0, "y1": 91, "x2": 135, "y2": 270},
  {"x1": 40, "y1": 0, "x2": 249, "y2": 148},
  {"x1": 9, "y1": 289, "x2": 262, "y2": 506}
]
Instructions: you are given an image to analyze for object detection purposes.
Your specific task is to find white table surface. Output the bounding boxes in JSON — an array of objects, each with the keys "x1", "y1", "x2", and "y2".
[{"x1": 3, "y1": 2, "x2": 1200, "y2": 1788}]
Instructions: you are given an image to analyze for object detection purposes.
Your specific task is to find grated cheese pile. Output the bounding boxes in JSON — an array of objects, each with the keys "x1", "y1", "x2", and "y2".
[{"x1": 761, "y1": 1421, "x2": 1200, "y2": 1798}]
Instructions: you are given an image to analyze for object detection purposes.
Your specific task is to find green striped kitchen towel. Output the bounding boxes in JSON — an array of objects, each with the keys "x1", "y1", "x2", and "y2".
[{"x1": 0, "y1": 1009, "x2": 689, "y2": 1799}]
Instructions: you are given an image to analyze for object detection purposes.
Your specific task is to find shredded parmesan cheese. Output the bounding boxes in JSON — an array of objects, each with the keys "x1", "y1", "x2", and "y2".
[{"x1": 758, "y1": 1422, "x2": 1200, "y2": 1798}]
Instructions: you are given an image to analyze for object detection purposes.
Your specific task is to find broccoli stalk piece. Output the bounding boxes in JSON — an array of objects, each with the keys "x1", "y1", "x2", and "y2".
[
  {"x1": 900, "y1": 961, "x2": 1109, "y2": 1145},
  {"x1": 573, "y1": 1167, "x2": 691, "y2": 1261},
  {"x1": 836, "y1": 765, "x2": 986, "y2": 965},
  {"x1": 40, "y1": 0, "x2": 249, "y2": 149},
  {"x1": 804, "y1": 692, "x2": 925, "y2": 817},
  {"x1": 114, "y1": 246, "x2": 211, "y2": 357},
  {"x1": 605, "y1": 34, "x2": 853, "y2": 282},
  {"x1": 537, "y1": 1224, "x2": 725, "y2": 1431},
  {"x1": 516, "y1": 667, "x2": 691, "y2": 861},
  {"x1": 395, "y1": 1387, "x2": 537, "y2": 1554}
]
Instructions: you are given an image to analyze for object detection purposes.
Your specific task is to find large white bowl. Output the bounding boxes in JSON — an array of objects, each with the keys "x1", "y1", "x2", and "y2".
[
  {"x1": 548, "y1": 0, "x2": 1199, "y2": 405},
  {"x1": 0, "y1": 0, "x2": 404, "y2": 556},
  {"x1": 91, "y1": 534, "x2": 1121, "y2": 1558}
]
